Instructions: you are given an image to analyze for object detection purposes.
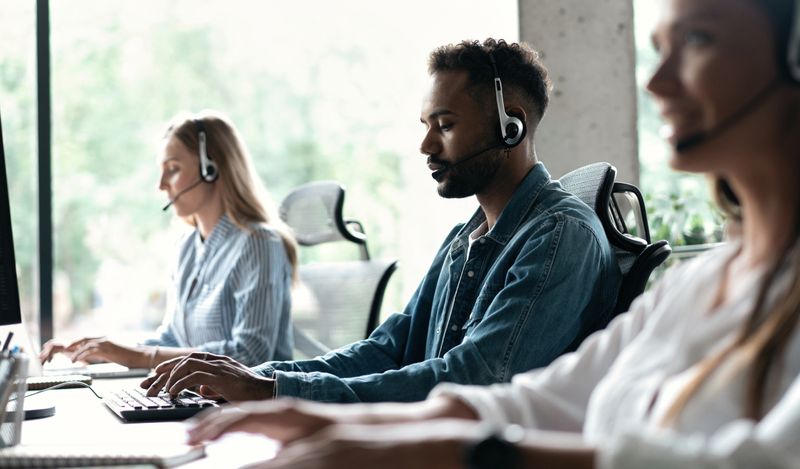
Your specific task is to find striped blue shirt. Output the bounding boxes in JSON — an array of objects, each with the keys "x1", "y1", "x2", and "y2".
[{"x1": 144, "y1": 214, "x2": 293, "y2": 365}]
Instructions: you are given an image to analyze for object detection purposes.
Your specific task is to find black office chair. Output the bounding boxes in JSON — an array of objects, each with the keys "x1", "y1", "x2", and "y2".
[
  {"x1": 280, "y1": 181, "x2": 399, "y2": 358},
  {"x1": 559, "y1": 162, "x2": 671, "y2": 316}
]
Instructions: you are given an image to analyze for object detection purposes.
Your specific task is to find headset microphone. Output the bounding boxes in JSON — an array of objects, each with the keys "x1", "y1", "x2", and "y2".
[
  {"x1": 161, "y1": 178, "x2": 204, "y2": 211},
  {"x1": 674, "y1": 78, "x2": 782, "y2": 153},
  {"x1": 430, "y1": 141, "x2": 505, "y2": 180}
]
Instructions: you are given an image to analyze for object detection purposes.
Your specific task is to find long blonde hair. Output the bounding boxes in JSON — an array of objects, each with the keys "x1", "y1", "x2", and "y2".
[{"x1": 163, "y1": 111, "x2": 298, "y2": 281}]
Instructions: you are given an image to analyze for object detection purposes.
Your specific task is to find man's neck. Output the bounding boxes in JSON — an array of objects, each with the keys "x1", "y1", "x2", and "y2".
[{"x1": 476, "y1": 155, "x2": 537, "y2": 228}]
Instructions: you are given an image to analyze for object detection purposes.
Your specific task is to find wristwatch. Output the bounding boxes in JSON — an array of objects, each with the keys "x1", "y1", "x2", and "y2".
[{"x1": 464, "y1": 424, "x2": 525, "y2": 469}]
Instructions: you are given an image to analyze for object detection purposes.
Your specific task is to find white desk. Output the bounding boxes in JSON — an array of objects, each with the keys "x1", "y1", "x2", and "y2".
[{"x1": 20, "y1": 378, "x2": 276, "y2": 468}]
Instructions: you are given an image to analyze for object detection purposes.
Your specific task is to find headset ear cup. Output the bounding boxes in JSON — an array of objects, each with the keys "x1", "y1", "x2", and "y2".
[
  {"x1": 202, "y1": 161, "x2": 219, "y2": 182},
  {"x1": 502, "y1": 114, "x2": 526, "y2": 148}
]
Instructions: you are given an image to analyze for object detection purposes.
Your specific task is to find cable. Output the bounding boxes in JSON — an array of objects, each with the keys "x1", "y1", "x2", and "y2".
[{"x1": 13, "y1": 381, "x2": 103, "y2": 401}]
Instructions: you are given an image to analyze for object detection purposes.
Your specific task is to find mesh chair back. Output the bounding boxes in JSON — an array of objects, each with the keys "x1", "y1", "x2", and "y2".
[
  {"x1": 558, "y1": 162, "x2": 616, "y2": 215},
  {"x1": 280, "y1": 181, "x2": 367, "y2": 252},
  {"x1": 559, "y1": 163, "x2": 638, "y2": 274},
  {"x1": 279, "y1": 181, "x2": 398, "y2": 357},
  {"x1": 559, "y1": 162, "x2": 671, "y2": 316},
  {"x1": 292, "y1": 259, "x2": 397, "y2": 352}
]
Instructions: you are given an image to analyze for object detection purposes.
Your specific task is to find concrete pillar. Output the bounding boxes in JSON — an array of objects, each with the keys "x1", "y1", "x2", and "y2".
[{"x1": 518, "y1": 0, "x2": 639, "y2": 183}]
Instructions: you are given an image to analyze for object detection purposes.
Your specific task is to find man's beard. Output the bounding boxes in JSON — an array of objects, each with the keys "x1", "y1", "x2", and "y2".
[{"x1": 436, "y1": 144, "x2": 505, "y2": 199}]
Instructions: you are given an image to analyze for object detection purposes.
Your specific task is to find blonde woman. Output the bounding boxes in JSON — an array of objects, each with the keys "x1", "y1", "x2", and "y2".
[
  {"x1": 41, "y1": 111, "x2": 297, "y2": 368},
  {"x1": 185, "y1": 0, "x2": 800, "y2": 467}
]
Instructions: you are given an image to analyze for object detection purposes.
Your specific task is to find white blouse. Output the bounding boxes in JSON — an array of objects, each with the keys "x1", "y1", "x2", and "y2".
[{"x1": 432, "y1": 242, "x2": 800, "y2": 468}]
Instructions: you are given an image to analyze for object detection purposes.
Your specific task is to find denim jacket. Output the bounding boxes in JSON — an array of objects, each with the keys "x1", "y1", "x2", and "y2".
[{"x1": 253, "y1": 163, "x2": 621, "y2": 402}]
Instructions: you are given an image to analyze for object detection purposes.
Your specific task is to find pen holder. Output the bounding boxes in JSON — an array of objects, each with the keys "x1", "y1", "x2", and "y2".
[{"x1": 0, "y1": 352, "x2": 28, "y2": 448}]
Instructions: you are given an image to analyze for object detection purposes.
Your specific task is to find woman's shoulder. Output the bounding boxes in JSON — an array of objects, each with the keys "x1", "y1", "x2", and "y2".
[
  {"x1": 227, "y1": 223, "x2": 292, "y2": 275},
  {"x1": 229, "y1": 222, "x2": 285, "y2": 252},
  {"x1": 653, "y1": 241, "x2": 738, "y2": 292},
  {"x1": 244, "y1": 222, "x2": 283, "y2": 241}
]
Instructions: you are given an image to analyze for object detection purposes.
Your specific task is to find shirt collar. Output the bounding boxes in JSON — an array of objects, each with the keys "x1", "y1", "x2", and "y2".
[
  {"x1": 194, "y1": 214, "x2": 237, "y2": 257},
  {"x1": 457, "y1": 162, "x2": 552, "y2": 247}
]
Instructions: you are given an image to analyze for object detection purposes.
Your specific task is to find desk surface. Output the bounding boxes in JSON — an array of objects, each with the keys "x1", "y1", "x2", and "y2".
[{"x1": 20, "y1": 377, "x2": 276, "y2": 468}]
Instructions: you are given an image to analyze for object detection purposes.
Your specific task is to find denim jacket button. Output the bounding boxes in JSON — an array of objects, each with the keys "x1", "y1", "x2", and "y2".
[
  {"x1": 467, "y1": 270, "x2": 475, "y2": 278},
  {"x1": 451, "y1": 325, "x2": 458, "y2": 331},
  {"x1": 479, "y1": 238, "x2": 486, "y2": 244}
]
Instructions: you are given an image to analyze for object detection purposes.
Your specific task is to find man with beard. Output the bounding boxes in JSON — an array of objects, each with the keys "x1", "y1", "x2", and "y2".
[{"x1": 141, "y1": 38, "x2": 621, "y2": 403}]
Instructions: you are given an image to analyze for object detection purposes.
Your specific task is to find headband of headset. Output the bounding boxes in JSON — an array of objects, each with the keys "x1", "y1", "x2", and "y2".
[{"x1": 488, "y1": 52, "x2": 526, "y2": 148}]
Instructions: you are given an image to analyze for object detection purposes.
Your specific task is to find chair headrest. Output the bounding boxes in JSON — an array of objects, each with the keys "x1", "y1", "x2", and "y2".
[
  {"x1": 559, "y1": 162, "x2": 649, "y2": 255},
  {"x1": 279, "y1": 181, "x2": 367, "y2": 247},
  {"x1": 559, "y1": 162, "x2": 616, "y2": 214}
]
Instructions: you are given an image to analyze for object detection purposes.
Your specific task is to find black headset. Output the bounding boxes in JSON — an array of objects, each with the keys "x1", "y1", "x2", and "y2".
[
  {"x1": 789, "y1": 0, "x2": 800, "y2": 82},
  {"x1": 193, "y1": 119, "x2": 219, "y2": 183},
  {"x1": 488, "y1": 52, "x2": 526, "y2": 148}
]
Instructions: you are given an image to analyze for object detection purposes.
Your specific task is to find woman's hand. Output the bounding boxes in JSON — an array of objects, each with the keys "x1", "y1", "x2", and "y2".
[
  {"x1": 67, "y1": 337, "x2": 147, "y2": 368},
  {"x1": 242, "y1": 420, "x2": 476, "y2": 469},
  {"x1": 39, "y1": 339, "x2": 73, "y2": 364},
  {"x1": 187, "y1": 399, "x2": 335, "y2": 445}
]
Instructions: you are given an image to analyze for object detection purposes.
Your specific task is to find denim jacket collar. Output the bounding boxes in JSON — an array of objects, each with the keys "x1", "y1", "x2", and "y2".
[{"x1": 451, "y1": 163, "x2": 551, "y2": 251}]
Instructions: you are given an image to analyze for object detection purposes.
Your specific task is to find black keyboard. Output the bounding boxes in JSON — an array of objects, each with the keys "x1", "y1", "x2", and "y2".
[{"x1": 103, "y1": 387, "x2": 219, "y2": 422}]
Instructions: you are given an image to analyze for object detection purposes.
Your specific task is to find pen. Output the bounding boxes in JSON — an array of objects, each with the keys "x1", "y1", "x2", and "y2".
[{"x1": 1, "y1": 331, "x2": 12, "y2": 352}]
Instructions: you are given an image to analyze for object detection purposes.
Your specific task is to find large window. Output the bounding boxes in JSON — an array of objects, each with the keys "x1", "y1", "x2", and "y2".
[
  {"x1": 2, "y1": 0, "x2": 518, "y2": 343},
  {"x1": 0, "y1": 1, "x2": 38, "y2": 343}
]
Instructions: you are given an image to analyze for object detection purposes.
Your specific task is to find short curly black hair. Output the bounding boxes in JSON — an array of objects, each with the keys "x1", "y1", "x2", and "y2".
[{"x1": 428, "y1": 38, "x2": 551, "y2": 123}]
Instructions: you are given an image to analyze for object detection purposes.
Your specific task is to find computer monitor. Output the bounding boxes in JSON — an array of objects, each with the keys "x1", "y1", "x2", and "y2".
[
  {"x1": 0, "y1": 109, "x2": 23, "y2": 328},
  {"x1": 0, "y1": 108, "x2": 56, "y2": 420}
]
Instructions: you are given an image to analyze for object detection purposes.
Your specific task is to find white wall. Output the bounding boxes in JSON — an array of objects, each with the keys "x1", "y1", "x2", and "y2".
[{"x1": 518, "y1": 0, "x2": 639, "y2": 183}]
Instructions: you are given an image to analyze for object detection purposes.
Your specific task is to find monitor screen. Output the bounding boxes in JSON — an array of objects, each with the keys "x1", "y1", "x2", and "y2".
[{"x1": 0, "y1": 109, "x2": 23, "y2": 327}]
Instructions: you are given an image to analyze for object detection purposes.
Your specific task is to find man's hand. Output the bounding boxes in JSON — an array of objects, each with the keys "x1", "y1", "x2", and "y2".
[
  {"x1": 187, "y1": 399, "x2": 335, "y2": 445},
  {"x1": 140, "y1": 352, "x2": 274, "y2": 401}
]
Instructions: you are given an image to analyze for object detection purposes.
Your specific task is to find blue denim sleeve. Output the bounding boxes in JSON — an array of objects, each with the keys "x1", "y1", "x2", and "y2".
[
  {"x1": 250, "y1": 226, "x2": 462, "y2": 383},
  {"x1": 252, "y1": 311, "x2": 413, "y2": 380},
  {"x1": 259, "y1": 218, "x2": 616, "y2": 403}
]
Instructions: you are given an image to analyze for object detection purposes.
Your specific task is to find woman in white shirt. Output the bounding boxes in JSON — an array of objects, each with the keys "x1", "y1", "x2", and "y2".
[
  {"x1": 40, "y1": 111, "x2": 298, "y2": 368},
  {"x1": 184, "y1": 0, "x2": 800, "y2": 467}
]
